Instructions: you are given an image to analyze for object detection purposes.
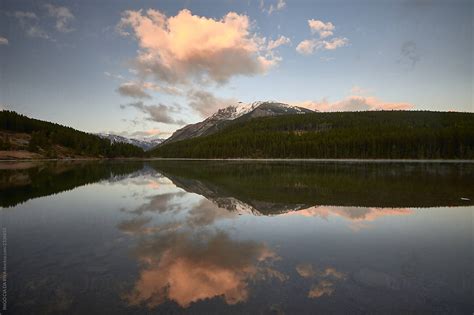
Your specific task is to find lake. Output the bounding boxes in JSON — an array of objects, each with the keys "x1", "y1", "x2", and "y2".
[{"x1": 1, "y1": 160, "x2": 473, "y2": 314}]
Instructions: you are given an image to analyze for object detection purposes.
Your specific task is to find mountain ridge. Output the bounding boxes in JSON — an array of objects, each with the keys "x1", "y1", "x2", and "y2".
[
  {"x1": 96, "y1": 133, "x2": 164, "y2": 151},
  {"x1": 162, "y1": 101, "x2": 315, "y2": 145}
]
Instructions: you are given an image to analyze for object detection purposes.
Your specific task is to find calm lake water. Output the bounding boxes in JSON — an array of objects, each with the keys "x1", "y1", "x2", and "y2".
[{"x1": 1, "y1": 160, "x2": 473, "y2": 314}]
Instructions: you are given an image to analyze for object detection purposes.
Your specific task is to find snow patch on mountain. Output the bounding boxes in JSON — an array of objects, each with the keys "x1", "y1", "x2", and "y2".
[
  {"x1": 160, "y1": 101, "x2": 316, "y2": 145},
  {"x1": 96, "y1": 133, "x2": 164, "y2": 151}
]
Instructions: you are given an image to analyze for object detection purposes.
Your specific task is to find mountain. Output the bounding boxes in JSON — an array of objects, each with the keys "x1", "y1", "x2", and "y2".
[
  {"x1": 162, "y1": 101, "x2": 314, "y2": 144},
  {"x1": 150, "y1": 111, "x2": 474, "y2": 159},
  {"x1": 96, "y1": 133, "x2": 164, "y2": 151},
  {"x1": 0, "y1": 110, "x2": 145, "y2": 159}
]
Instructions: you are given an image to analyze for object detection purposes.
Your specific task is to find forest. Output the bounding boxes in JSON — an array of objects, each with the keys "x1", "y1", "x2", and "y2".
[
  {"x1": 0, "y1": 110, "x2": 144, "y2": 158},
  {"x1": 151, "y1": 111, "x2": 474, "y2": 159}
]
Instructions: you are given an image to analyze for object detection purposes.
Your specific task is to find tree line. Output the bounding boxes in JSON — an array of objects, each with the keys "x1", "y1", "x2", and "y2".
[{"x1": 151, "y1": 111, "x2": 474, "y2": 159}]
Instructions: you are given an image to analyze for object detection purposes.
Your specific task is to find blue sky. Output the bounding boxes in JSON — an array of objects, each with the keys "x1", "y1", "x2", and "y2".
[{"x1": 1, "y1": 0, "x2": 472, "y2": 138}]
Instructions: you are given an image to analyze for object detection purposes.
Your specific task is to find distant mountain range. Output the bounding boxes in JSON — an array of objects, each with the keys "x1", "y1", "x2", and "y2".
[
  {"x1": 96, "y1": 133, "x2": 164, "y2": 151},
  {"x1": 163, "y1": 101, "x2": 314, "y2": 144}
]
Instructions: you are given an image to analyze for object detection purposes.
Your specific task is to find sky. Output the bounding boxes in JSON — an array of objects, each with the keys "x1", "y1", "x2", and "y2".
[{"x1": 0, "y1": 0, "x2": 472, "y2": 139}]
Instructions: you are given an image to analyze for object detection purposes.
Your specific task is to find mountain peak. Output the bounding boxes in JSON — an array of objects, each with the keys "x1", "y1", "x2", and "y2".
[
  {"x1": 208, "y1": 102, "x2": 260, "y2": 121},
  {"x1": 209, "y1": 101, "x2": 313, "y2": 121},
  {"x1": 162, "y1": 101, "x2": 315, "y2": 145}
]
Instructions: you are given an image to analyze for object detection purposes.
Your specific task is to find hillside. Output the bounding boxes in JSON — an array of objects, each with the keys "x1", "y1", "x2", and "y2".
[
  {"x1": 151, "y1": 111, "x2": 474, "y2": 159},
  {"x1": 0, "y1": 111, "x2": 144, "y2": 159},
  {"x1": 163, "y1": 101, "x2": 314, "y2": 144}
]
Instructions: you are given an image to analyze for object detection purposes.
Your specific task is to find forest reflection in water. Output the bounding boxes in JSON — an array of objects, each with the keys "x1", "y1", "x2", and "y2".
[{"x1": 1, "y1": 160, "x2": 473, "y2": 314}]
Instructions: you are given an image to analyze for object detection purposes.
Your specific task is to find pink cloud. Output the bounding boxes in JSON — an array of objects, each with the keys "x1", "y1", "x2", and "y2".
[
  {"x1": 296, "y1": 37, "x2": 348, "y2": 54},
  {"x1": 118, "y1": 9, "x2": 283, "y2": 85},
  {"x1": 293, "y1": 95, "x2": 414, "y2": 112},
  {"x1": 308, "y1": 20, "x2": 335, "y2": 38},
  {"x1": 296, "y1": 19, "x2": 348, "y2": 55},
  {"x1": 267, "y1": 35, "x2": 291, "y2": 50}
]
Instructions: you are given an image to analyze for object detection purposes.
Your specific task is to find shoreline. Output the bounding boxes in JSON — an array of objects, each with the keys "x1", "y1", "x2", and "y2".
[{"x1": 1, "y1": 157, "x2": 474, "y2": 163}]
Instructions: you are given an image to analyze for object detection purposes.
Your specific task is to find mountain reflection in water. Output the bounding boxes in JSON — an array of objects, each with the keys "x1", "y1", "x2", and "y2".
[
  {"x1": 1, "y1": 160, "x2": 473, "y2": 314},
  {"x1": 2, "y1": 160, "x2": 473, "y2": 209}
]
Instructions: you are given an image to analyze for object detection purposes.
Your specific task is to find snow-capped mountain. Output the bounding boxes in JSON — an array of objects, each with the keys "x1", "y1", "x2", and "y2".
[
  {"x1": 162, "y1": 101, "x2": 315, "y2": 144},
  {"x1": 96, "y1": 133, "x2": 164, "y2": 151}
]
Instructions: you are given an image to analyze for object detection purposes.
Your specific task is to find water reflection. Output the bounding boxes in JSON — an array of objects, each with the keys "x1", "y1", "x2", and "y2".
[
  {"x1": 284, "y1": 206, "x2": 414, "y2": 230},
  {"x1": 1, "y1": 160, "x2": 473, "y2": 313},
  {"x1": 116, "y1": 176, "x2": 287, "y2": 308},
  {"x1": 153, "y1": 161, "x2": 474, "y2": 209},
  {"x1": 296, "y1": 263, "x2": 347, "y2": 299},
  {"x1": 2, "y1": 160, "x2": 473, "y2": 209},
  {"x1": 0, "y1": 160, "x2": 144, "y2": 207},
  {"x1": 125, "y1": 230, "x2": 284, "y2": 308}
]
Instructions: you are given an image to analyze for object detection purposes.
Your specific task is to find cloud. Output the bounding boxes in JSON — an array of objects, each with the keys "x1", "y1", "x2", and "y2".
[
  {"x1": 308, "y1": 280, "x2": 335, "y2": 298},
  {"x1": 297, "y1": 19, "x2": 348, "y2": 55},
  {"x1": 296, "y1": 263, "x2": 315, "y2": 278},
  {"x1": 129, "y1": 129, "x2": 169, "y2": 138},
  {"x1": 122, "y1": 101, "x2": 186, "y2": 125},
  {"x1": 292, "y1": 95, "x2": 414, "y2": 112},
  {"x1": 117, "y1": 217, "x2": 153, "y2": 235},
  {"x1": 124, "y1": 230, "x2": 282, "y2": 308},
  {"x1": 44, "y1": 4, "x2": 75, "y2": 33},
  {"x1": 295, "y1": 39, "x2": 316, "y2": 55},
  {"x1": 284, "y1": 206, "x2": 413, "y2": 231},
  {"x1": 26, "y1": 26, "x2": 51, "y2": 39},
  {"x1": 260, "y1": 0, "x2": 286, "y2": 15},
  {"x1": 13, "y1": 11, "x2": 37, "y2": 19},
  {"x1": 296, "y1": 37, "x2": 348, "y2": 55},
  {"x1": 398, "y1": 41, "x2": 421, "y2": 68},
  {"x1": 323, "y1": 37, "x2": 348, "y2": 50},
  {"x1": 117, "y1": 9, "x2": 283, "y2": 85},
  {"x1": 291, "y1": 86, "x2": 414, "y2": 111},
  {"x1": 104, "y1": 71, "x2": 124, "y2": 80},
  {"x1": 284, "y1": 206, "x2": 413, "y2": 222},
  {"x1": 114, "y1": 79, "x2": 182, "y2": 97},
  {"x1": 11, "y1": 5, "x2": 74, "y2": 40},
  {"x1": 294, "y1": 263, "x2": 347, "y2": 299},
  {"x1": 118, "y1": 217, "x2": 182, "y2": 236},
  {"x1": 142, "y1": 82, "x2": 183, "y2": 96},
  {"x1": 117, "y1": 82, "x2": 152, "y2": 99},
  {"x1": 0, "y1": 37, "x2": 8, "y2": 45},
  {"x1": 126, "y1": 192, "x2": 187, "y2": 215},
  {"x1": 186, "y1": 199, "x2": 237, "y2": 227},
  {"x1": 267, "y1": 35, "x2": 291, "y2": 50},
  {"x1": 308, "y1": 20, "x2": 334, "y2": 38},
  {"x1": 187, "y1": 89, "x2": 238, "y2": 117},
  {"x1": 320, "y1": 267, "x2": 346, "y2": 280},
  {"x1": 12, "y1": 11, "x2": 51, "y2": 40}
]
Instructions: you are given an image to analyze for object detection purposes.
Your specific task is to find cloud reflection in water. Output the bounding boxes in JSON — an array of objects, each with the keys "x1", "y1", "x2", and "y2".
[{"x1": 124, "y1": 231, "x2": 284, "y2": 308}]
